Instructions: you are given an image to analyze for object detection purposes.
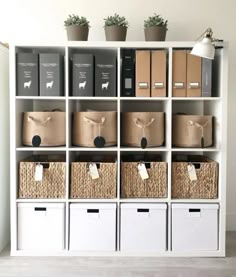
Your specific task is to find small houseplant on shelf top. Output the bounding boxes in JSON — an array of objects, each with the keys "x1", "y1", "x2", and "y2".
[
  {"x1": 144, "y1": 14, "x2": 168, "y2": 41},
  {"x1": 64, "y1": 14, "x2": 90, "y2": 41},
  {"x1": 104, "y1": 13, "x2": 129, "y2": 41}
]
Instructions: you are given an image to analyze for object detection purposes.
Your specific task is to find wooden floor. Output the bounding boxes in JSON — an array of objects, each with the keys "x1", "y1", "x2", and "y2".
[{"x1": 1, "y1": 232, "x2": 236, "y2": 277}]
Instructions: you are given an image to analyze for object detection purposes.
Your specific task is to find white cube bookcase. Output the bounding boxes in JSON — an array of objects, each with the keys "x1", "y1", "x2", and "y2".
[{"x1": 10, "y1": 41, "x2": 228, "y2": 257}]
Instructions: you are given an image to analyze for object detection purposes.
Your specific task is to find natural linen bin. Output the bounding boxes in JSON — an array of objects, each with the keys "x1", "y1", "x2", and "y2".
[
  {"x1": 73, "y1": 111, "x2": 117, "y2": 147},
  {"x1": 172, "y1": 114, "x2": 213, "y2": 148},
  {"x1": 70, "y1": 157, "x2": 117, "y2": 198},
  {"x1": 121, "y1": 156, "x2": 167, "y2": 198},
  {"x1": 22, "y1": 111, "x2": 66, "y2": 146},
  {"x1": 172, "y1": 155, "x2": 218, "y2": 199},
  {"x1": 18, "y1": 155, "x2": 66, "y2": 198},
  {"x1": 121, "y1": 112, "x2": 165, "y2": 148}
]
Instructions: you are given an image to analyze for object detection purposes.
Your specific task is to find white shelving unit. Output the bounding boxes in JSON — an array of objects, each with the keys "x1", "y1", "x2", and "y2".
[
  {"x1": 0, "y1": 43, "x2": 10, "y2": 253},
  {"x1": 10, "y1": 41, "x2": 228, "y2": 257}
]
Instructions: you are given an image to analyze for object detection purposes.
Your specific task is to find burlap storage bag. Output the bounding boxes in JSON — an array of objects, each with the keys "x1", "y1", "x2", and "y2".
[
  {"x1": 172, "y1": 114, "x2": 213, "y2": 147},
  {"x1": 73, "y1": 111, "x2": 117, "y2": 147},
  {"x1": 121, "y1": 112, "x2": 164, "y2": 148},
  {"x1": 23, "y1": 111, "x2": 66, "y2": 146}
]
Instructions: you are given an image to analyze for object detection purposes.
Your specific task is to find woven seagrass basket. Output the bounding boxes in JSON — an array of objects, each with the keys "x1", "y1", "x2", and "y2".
[
  {"x1": 172, "y1": 155, "x2": 218, "y2": 199},
  {"x1": 70, "y1": 161, "x2": 117, "y2": 198},
  {"x1": 121, "y1": 161, "x2": 167, "y2": 198},
  {"x1": 19, "y1": 155, "x2": 66, "y2": 198}
]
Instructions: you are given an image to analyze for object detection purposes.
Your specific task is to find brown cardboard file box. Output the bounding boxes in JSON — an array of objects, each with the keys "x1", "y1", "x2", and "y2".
[
  {"x1": 172, "y1": 155, "x2": 218, "y2": 199},
  {"x1": 121, "y1": 156, "x2": 167, "y2": 198},
  {"x1": 121, "y1": 112, "x2": 165, "y2": 148},
  {"x1": 172, "y1": 50, "x2": 187, "y2": 97},
  {"x1": 70, "y1": 156, "x2": 117, "y2": 199},
  {"x1": 73, "y1": 111, "x2": 117, "y2": 147},
  {"x1": 22, "y1": 111, "x2": 66, "y2": 147},
  {"x1": 172, "y1": 114, "x2": 213, "y2": 148},
  {"x1": 151, "y1": 50, "x2": 167, "y2": 97},
  {"x1": 18, "y1": 155, "x2": 66, "y2": 198},
  {"x1": 186, "y1": 53, "x2": 202, "y2": 97},
  {"x1": 135, "y1": 50, "x2": 150, "y2": 97}
]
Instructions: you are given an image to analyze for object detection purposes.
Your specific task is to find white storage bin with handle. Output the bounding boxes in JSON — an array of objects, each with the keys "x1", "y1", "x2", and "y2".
[
  {"x1": 70, "y1": 203, "x2": 116, "y2": 251},
  {"x1": 120, "y1": 203, "x2": 167, "y2": 252},
  {"x1": 17, "y1": 203, "x2": 65, "y2": 250},
  {"x1": 172, "y1": 204, "x2": 219, "y2": 251}
]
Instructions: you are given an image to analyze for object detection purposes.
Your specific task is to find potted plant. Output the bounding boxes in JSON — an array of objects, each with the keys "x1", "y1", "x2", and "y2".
[
  {"x1": 64, "y1": 14, "x2": 90, "y2": 41},
  {"x1": 144, "y1": 14, "x2": 168, "y2": 41},
  {"x1": 104, "y1": 13, "x2": 129, "y2": 41}
]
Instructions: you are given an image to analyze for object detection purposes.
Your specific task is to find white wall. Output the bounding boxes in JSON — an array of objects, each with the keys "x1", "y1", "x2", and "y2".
[
  {"x1": 0, "y1": 45, "x2": 10, "y2": 252},
  {"x1": 0, "y1": 0, "x2": 236, "y2": 229}
]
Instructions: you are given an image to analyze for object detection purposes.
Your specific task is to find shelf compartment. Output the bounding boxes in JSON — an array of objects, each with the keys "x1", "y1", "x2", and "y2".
[
  {"x1": 16, "y1": 96, "x2": 66, "y2": 100},
  {"x1": 69, "y1": 199, "x2": 118, "y2": 203},
  {"x1": 171, "y1": 97, "x2": 221, "y2": 101},
  {"x1": 171, "y1": 148, "x2": 220, "y2": 152},
  {"x1": 119, "y1": 198, "x2": 169, "y2": 203},
  {"x1": 120, "y1": 97, "x2": 169, "y2": 101},
  {"x1": 69, "y1": 147, "x2": 118, "y2": 152},
  {"x1": 16, "y1": 147, "x2": 67, "y2": 151},
  {"x1": 69, "y1": 97, "x2": 118, "y2": 101},
  {"x1": 15, "y1": 99, "x2": 66, "y2": 148},
  {"x1": 172, "y1": 100, "x2": 222, "y2": 149},
  {"x1": 68, "y1": 47, "x2": 118, "y2": 98},
  {"x1": 68, "y1": 99, "x2": 118, "y2": 148},
  {"x1": 15, "y1": 46, "x2": 66, "y2": 98},
  {"x1": 16, "y1": 199, "x2": 67, "y2": 203},
  {"x1": 69, "y1": 151, "x2": 118, "y2": 200}
]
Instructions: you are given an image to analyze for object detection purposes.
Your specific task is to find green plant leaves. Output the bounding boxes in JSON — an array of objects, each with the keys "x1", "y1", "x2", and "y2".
[
  {"x1": 144, "y1": 14, "x2": 168, "y2": 29},
  {"x1": 64, "y1": 14, "x2": 90, "y2": 27},
  {"x1": 104, "y1": 13, "x2": 129, "y2": 28}
]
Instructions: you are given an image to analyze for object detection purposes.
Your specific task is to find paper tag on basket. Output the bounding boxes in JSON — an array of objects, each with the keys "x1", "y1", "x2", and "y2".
[
  {"x1": 187, "y1": 164, "x2": 197, "y2": 181},
  {"x1": 138, "y1": 163, "x2": 149, "y2": 180},
  {"x1": 89, "y1": 163, "x2": 99, "y2": 180},
  {"x1": 35, "y1": 164, "x2": 43, "y2": 181}
]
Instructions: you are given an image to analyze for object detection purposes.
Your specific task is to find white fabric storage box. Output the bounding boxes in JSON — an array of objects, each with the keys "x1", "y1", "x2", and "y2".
[
  {"x1": 17, "y1": 203, "x2": 65, "y2": 250},
  {"x1": 70, "y1": 203, "x2": 116, "y2": 251},
  {"x1": 172, "y1": 204, "x2": 219, "y2": 251},
  {"x1": 120, "y1": 203, "x2": 167, "y2": 252}
]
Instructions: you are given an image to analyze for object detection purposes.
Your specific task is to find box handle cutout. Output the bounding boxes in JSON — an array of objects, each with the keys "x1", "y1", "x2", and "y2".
[
  {"x1": 137, "y1": 208, "x2": 149, "y2": 213},
  {"x1": 173, "y1": 82, "x2": 184, "y2": 88},
  {"x1": 192, "y1": 163, "x2": 201, "y2": 169},
  {"x1": 138, "y1": 82, "x2": 148, "y2": 89},
  {"x1": 87, "y1": 209, "x2": 99, "y2": 213},
  {"x1": 189, "y1": 82, "x2": 200, "y2": 89},
  {"x1": 154, "y1": 82, "x2": 164, "y2": 88},
  {"x1": 189, "y1": 209, "x2": 201, "y2": 213},
  {"x1": 42, "y1": 163, "x2": 50, "y2": 169},
  {"x1": 34, "y1": 207, "x2": 47, "y2": 211}
]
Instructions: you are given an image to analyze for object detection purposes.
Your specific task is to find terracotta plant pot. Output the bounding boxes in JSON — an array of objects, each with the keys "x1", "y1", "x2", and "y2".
[
  {"x1": 66, "y1": 25, "x2": 89, "y2": 41},
  {"x1": 144, "y1": 26, "x2": 167, "y2": 41},
  {"x1": 105, "y1": 26, "x2": 127, "y2": 41}
]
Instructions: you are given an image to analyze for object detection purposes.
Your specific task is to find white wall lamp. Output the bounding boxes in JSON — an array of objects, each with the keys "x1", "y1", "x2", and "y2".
[{"x1": 191, "y1": 28, "x2": 220, "y2": 60}]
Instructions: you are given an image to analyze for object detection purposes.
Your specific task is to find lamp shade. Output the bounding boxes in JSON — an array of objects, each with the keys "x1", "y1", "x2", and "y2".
[{"x1": 191, "y1": 37, "x2": 215, "y2": 59}]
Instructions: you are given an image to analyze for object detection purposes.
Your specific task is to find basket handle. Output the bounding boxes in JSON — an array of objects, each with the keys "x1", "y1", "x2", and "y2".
[
  {"x1": 28, "y1": 116, "x2": 51, "y2": 126},
  {"x1": 83, "y1": 116, "x2": 106, "y2": 126},
  {"x1": 84, "y1": 116, "x2": 106, "y2": 137},
  {"x1": 133, "y1": 117, "x2": 155, "y2": 138}
]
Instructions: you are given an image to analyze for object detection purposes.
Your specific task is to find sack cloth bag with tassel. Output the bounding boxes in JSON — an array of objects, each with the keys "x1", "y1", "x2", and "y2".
[
  {"x1": 73, "y1": 111, "x2": 117, "y2": 147},
  {"x1": 172, "y1": 114, "x2": 213, "y2": 148},
  {"x1": 121, "y1": 112, "x2": 165, "y2": 148},
  {"x1": 22, "y1": 110, "x2": 66, "y2": 147}
]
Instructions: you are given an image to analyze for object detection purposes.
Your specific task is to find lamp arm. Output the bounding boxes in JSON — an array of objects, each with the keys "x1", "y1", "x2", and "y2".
[{"x1": 195, "y1": 27, "x2": 213, "y2": 41}]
